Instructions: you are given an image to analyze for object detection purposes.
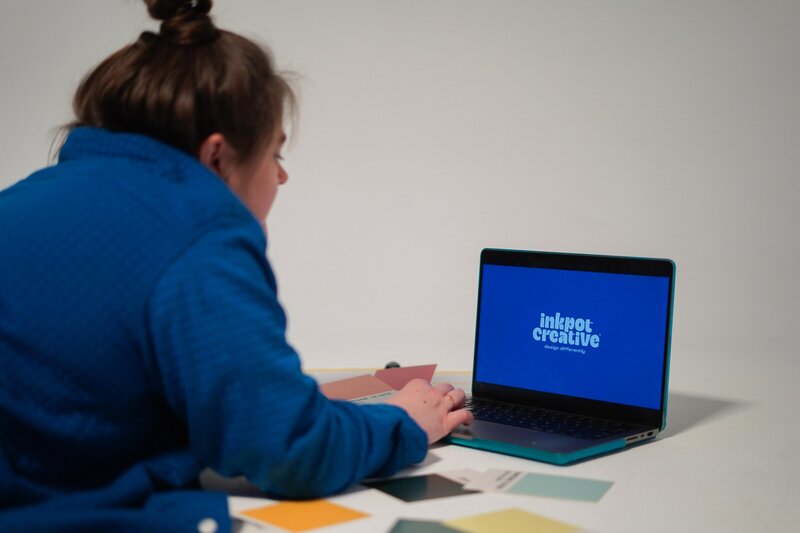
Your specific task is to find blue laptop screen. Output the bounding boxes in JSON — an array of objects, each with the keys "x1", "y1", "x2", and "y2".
[{"x1": 475, "y1": 264, "x2": 670, "y2": 409}]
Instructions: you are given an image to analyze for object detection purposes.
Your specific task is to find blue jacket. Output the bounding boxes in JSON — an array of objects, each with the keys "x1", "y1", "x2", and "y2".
[{"x1": 0, "y1": 128, "x2": 426, "y2": 531}]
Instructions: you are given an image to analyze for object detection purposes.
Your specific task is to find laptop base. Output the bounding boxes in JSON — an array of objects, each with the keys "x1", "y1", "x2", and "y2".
[{"x1": 445, "y1": 433, "x2": 629, "y2": 465}]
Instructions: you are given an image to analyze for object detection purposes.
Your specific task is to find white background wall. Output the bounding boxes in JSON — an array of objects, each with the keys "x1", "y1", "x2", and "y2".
[{"x1": 2, "y1": 1, "x2": 798, "y2": 370}]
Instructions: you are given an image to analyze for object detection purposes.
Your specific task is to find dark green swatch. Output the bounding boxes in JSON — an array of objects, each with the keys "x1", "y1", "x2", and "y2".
[
  {"x1": 363, "y1": 474, "x2": 478, "y2": 502},
  {"x1": 388, "y1": 519, "x2": 463, "y2": 533}
]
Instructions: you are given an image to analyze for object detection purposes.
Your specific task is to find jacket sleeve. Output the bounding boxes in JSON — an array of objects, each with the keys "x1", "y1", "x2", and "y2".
[{"x1": 143, "y1": 224, "x2": 427, "y2": 498}]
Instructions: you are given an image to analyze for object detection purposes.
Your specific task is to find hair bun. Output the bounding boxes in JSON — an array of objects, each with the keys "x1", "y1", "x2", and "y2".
[{"x1": 144, "y1": 0, "x2": 218, "y2": 46}]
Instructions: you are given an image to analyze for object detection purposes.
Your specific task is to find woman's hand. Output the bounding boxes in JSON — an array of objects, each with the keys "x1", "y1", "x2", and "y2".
[{"x1": 385, "y1": 379, "x2": 474, "y2": 444}]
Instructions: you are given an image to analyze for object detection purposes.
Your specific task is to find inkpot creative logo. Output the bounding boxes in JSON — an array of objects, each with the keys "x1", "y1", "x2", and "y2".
[{"x1": 532, "y1": 312, "x2": 601, "y2": 355}]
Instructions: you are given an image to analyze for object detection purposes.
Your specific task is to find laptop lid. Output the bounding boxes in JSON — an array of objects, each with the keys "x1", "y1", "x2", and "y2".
[{"x1": 471, "y1": 249, "x2": 675, "y2": 430}]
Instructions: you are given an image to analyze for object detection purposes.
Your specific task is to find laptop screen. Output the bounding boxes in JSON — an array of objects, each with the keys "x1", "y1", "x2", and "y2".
[{"x1": 474, "y1": 262, "x2": 671, "y2": 410}]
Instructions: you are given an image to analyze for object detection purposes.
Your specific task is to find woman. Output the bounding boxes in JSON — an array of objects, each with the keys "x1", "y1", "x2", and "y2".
[{"x1": 0, "y1": 1, "x2": 471, "y2": 530}]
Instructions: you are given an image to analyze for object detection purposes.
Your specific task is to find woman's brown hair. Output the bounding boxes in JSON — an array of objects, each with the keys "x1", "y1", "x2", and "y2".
[{"x1": 68, "y1": 0, "x2": 293, "y2": 163}]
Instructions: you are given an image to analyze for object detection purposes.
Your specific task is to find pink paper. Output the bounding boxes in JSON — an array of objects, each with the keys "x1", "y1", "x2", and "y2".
[
  {"x1": 319, "y1": 374, "x2": 394, "y2": 400},
  {"x1": 374, "y1": 364, "x2": 437, "y2": 390}
]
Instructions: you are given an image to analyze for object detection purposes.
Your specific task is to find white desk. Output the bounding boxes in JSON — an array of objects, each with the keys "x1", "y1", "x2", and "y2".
[{"x1": 219, "y1": 340, "x2": 799, "y2": 532}]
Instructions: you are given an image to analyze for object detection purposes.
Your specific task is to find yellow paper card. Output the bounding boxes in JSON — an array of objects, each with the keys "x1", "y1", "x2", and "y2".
[
  {"x1": 444, "y1": 508, "x2": 579, "y2": 533},
  {"x1": 240, "y1": 500, "x2": 368, "y2": 532}
]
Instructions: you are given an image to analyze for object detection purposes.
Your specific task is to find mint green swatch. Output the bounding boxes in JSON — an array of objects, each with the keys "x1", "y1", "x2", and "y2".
[{"x1": 509, "y1": 472, "x2": 613, "y2": 502}]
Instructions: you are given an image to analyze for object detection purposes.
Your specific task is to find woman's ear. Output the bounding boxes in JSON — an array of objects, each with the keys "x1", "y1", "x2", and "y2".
[{"x1": 198, "y1": 133, "x2": 236, "y2": 182}]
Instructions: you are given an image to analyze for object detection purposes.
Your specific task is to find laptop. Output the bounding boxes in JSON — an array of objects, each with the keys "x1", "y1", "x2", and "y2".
[{"x1": 446, "y1": 248, "x2": 675, "y2": 465}]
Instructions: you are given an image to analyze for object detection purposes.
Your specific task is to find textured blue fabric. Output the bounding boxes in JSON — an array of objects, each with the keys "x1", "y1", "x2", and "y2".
[{"x1": 0, "y1": 128, "x2": 427, "y2": 531}]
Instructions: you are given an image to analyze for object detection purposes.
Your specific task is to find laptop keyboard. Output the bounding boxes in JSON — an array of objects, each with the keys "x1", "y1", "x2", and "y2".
[{"x1": 466, "y1": 398, "x2": 635, "y2": 440}]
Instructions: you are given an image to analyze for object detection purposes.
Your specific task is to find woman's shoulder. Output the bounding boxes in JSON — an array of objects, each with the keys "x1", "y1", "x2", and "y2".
[{"x1": 56, "y1": 127, "x2": 259, "y2": 236}]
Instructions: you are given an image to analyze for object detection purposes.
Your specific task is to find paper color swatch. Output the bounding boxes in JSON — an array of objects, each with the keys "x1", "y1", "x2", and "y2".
[
  {"x1": 375, "y1": 364, "x2": 437, "y2": 390},
  {"x1": 511, "y1": 471, "x2": 612, "y2": 502},
  {"x1": 388, "y1": 519, "x2": 463, "y2": 533},
  {"x1": 465, "y1": 469, "x2": 613, "y2": 502},
  {"x1": 238, "y1": 500, "x2": 368, "y2": 532},
  {"x1": 318, "y1": 364, "x2": 438, "y2": 403},
  {"x1": 363, "y1": 474, "x2": 479, "y2": 502},
  {"x1": 319, "y1": 374, "x2": 395, "y2": 402},
  {"x1": 444, "y1": 508, "x2": 580, "y2": 533},
  {"x1": 436, "y1": 469, "x2": 483, "y2": 486}
]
